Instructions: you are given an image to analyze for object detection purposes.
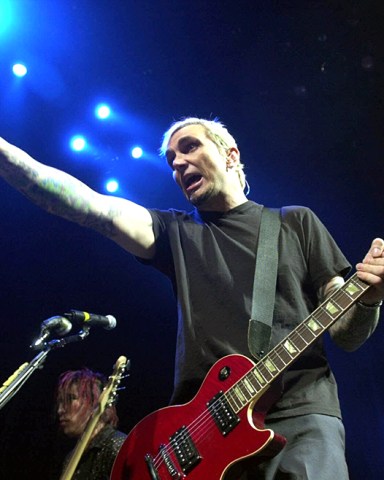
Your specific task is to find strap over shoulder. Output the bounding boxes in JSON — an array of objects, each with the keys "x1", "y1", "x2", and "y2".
[{"x1": 248, "y1": 207, "x2": 281, "y2": 360}]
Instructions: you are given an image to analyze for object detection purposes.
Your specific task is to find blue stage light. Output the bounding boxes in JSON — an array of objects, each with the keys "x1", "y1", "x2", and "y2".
[
  {"x1": 95, "y1": 103, "x2": 111, "y2": 119},
  {"x1": 131, "y1": 146, "x2": 143, "y2": 159},
  {"x1": 70, "y1": 135, "x2": 87, "y2": 152},
  {"x1": 0, "y1": 1, "x2": 13, "y2": 37},
  {"x1": 105, "y1": 179, "x2": 119, "y2": 193},
  {"x1": 12, "y1": 63, "x2": 28, "y2": 77}
]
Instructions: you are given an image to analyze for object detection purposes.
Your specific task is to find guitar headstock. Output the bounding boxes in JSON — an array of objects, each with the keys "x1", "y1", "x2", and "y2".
[{"x1": 98, "y1": 355, "x2": 129, "y2": 412}]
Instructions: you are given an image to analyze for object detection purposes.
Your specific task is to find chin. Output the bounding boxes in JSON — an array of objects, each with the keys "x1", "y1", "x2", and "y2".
[
  {"x1": 63, "y1": 428, "x2": 79, "y2": 438},
  {"x1": 189, "y1": 187, "x2": 213, "y2": 207},
  {"x1": 190, "y1": 195, "x2": 205, "y2": 207}
]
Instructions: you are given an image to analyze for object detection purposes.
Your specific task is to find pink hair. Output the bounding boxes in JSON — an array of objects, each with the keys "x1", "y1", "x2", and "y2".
[{"x1": 55, "y1": 367, "x2": 119, "y2": 427}]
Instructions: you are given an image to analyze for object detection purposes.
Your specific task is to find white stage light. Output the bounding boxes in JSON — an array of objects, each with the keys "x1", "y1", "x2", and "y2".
[
  {"x1": 70, "y1": 135, "x2": 87, "y2": 152},
  {"x1": 12, "y1": 63, "x2": 27, "y2": 77},
  {"x1": 106, "y1": 179, "x2": 119, "y2": 193},
  {"x1": 95, "y1": 103, "x2": 111, "y2": 119},
  {"x1": 131, "y1": 146, "x2": 143, "y2": 159}
]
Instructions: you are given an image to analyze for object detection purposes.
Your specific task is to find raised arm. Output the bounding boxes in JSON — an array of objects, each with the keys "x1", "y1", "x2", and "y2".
[{"x1": 0, "y1": 137, "x2": 155, "y2": 259}]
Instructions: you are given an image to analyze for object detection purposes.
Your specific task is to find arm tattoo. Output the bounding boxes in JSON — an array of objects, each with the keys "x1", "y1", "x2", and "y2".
[{"x1": 1, "y1": 148, "x2": 121, "y2": 238}]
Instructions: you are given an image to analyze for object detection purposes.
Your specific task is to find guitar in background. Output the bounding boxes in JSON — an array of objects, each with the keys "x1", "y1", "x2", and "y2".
[{"x1": 60, "y1": 355, "x2": 128, "y2": 480}]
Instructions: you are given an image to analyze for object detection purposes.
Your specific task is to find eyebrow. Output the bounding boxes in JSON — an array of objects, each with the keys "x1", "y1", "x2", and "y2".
[{"x1": 165, "y1": 135, "x2": 202, "y2": 160}]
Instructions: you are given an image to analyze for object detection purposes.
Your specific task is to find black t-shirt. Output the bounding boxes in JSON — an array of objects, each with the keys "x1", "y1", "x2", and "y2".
[{"x1": 144, "y1": 201, "x2": 351, "y2": 419}]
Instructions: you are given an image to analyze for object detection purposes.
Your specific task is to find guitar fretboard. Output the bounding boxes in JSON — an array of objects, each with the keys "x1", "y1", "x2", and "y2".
[{"x1": 225, "y1": 273, "x2": 369, "y2": 412}]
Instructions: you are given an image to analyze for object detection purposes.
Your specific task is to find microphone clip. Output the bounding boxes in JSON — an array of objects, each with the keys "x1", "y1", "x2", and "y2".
[{"x1": 30, "y1": 315, "x2": 73, "y2": 350}]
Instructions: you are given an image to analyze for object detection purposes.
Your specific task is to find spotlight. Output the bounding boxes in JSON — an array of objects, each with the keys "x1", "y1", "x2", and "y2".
[
  {"x1": 70, "y1": 135, "x2": 87, "y2": 152},
  {"x1": 105, "y1": 179, "x2": 119, "y2": 193},
  {"x1": 12, "y1": 63, "x2": 27, "y2": 77},
  {"x1": 95, "y1": 103, "x2": 111, "y2": 120},
  {"x1": 131, "y1": 146, "x2": 143, "y2": 159}
]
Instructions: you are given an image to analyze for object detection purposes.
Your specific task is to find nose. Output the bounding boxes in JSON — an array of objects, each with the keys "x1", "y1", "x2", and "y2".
[
  {"x1": 57, "y1": 402, "x2": 65, "y2": 415},
  {"x1": 172, "y1": 153, "x2": 188, "y2": 172}
]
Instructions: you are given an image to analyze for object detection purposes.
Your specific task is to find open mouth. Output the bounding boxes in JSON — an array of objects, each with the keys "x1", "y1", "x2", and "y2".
[{"x1": 184, "y1": 174, "x2": 202, "y2": 192}]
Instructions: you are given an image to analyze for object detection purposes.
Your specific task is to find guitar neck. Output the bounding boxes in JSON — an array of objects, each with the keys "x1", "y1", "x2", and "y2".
[
  {"x1": 226, "y1": 273, "x2": 370, "y2": 412},
  {"x1": 59, "y1": 355, "x2": 128, "y2": 480},
  {"x1": 59, "y1": 410, "x2": 102, "y2": 480}
]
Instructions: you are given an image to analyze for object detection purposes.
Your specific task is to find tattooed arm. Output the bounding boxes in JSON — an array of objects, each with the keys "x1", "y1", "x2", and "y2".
[
  {"x1": 322, "y1": 239, "x2": 384, "y2": 351},
  {"x1": 0, "y1": 137, "x2": 155, "y2": 259}
]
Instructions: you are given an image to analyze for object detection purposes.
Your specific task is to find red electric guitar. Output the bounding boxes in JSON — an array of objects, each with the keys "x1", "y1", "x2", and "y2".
[{"x1": 111, "y1": 273, "x2": 370, "y2": 480}]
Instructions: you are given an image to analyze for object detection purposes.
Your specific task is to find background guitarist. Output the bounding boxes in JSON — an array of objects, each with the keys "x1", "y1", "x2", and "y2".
[
  {"x1": 55, "y1": 368, "x2": 127, "y2": 480},
  {"x1": 0, "y1": 119, "x2": 383, "y2": 479}
]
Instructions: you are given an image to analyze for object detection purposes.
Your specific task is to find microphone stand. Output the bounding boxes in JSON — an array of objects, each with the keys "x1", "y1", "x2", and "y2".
[{"x1": 0, "y1": 328, "x2": 90, "y2": 411}]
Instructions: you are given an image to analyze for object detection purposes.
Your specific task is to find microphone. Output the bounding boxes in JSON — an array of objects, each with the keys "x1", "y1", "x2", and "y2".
[
  {"x1": 41, "y1": 316, "x2": 73, "y2": 335},
  {"x1": 64, "y1": 309, "x2": 117, "y2": 330},
  {"x1": 31, "y1": 316, "x2": 72, "y2": 349}
]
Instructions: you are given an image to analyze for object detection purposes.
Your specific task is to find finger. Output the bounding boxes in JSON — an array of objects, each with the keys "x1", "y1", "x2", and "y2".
[
  {"x1": 371, "y1": 238, "x2": 384, "y2": 255},
  {"x1": 356, "y1": 270, "x2": 384, "y2": 293},
  {"x1": 362, "y1": 238, "x2": 384, "y2": 263}
]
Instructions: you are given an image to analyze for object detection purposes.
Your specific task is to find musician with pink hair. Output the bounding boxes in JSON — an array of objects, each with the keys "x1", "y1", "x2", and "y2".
[{"x1": 55, "y1": 368, "x2": 126, "y2": 480}]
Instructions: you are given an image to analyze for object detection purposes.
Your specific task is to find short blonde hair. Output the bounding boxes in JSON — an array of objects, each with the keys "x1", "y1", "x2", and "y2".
[{"x1": 160, "y1": 117, "x2": 247, "y2": 189}]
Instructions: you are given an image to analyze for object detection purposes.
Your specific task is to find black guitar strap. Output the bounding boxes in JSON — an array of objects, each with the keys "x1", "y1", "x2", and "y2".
[{"x1": 248, "y1": 207, "x2": 281, "y2": 360}]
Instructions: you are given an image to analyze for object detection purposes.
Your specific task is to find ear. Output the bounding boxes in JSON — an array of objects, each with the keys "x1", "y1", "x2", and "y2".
[{"x1": 226, "y1": 147, "x2": 240, "y2": 169}]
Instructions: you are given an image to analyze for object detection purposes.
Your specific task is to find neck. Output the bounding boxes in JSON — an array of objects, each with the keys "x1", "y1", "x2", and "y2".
[{"x1": 197, "y1": 192, "x2": 248, "y2": 212}]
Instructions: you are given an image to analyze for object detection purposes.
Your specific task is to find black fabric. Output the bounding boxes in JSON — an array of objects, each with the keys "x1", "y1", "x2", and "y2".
[
  {"x1": 141, "y1": 201, "x2": 351, "y2": 419},
  {"x1": 61, "y1": 425, "x2": 127, "y2": 480}
]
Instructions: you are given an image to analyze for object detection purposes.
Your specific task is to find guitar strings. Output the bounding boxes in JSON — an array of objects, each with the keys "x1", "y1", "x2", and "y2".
[
  {"x1": 151, "y1": 311, "x2": 328, "y2": 470},
  {"x1": 151, "y1": 280, "x2": 362, "y2": 472},
  {"x1": 151, "y1": 392, "x2": 235, "y2": 469},
  {"x1": 150, "y1": 360, "x2": 270, "y2": 470}
]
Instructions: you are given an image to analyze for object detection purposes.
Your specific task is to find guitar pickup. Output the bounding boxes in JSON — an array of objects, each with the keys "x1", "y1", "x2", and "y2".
[
  {"x1": 170, "y1": 426, "x2": 201, "y2": 474},
  {"x1": 207, "y1": 391, "x2": 240, "y2": 436}
]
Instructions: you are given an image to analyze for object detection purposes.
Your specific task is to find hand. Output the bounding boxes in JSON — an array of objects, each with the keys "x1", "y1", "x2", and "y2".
[{"x1": 356, "y1": 238, "x2": 384, "y2": 304}]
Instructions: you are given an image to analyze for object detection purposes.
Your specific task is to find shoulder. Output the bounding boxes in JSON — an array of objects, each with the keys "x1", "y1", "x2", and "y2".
[
  {"x1": 280, "y1": 205, "x2": 316, "y2": 219},
  {"x1": 278, "y1": 205, "x2": 325, "y2": 230},
  {"x1": 275, "y1": 205, "x2": 336, "y2": 253},
  {"x1": 99, "y1": 427, "x2": 127, "y2": 454},
  {"x1": 148, "y1": 208, "x2": 201, "y2": 234},
  {"x1": 110, "y1": 429, "x2": 127, "y2": 447},
  {"x1": 261, "y1": 205, "x2": 320, "y2": 233},
  {"x1": 97, "y1": 425, "x2": 126, "y2": 444},
  {"x1": 148, "y1": 207, "x2": 193, "y2": 221}
]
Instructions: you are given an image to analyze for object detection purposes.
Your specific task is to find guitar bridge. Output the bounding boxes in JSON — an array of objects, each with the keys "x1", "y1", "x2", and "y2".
[
  {"x1": 170, "y1": 426, "x2": 201, "y2": 474},
  {"x1": 207, "y1": 391, "x2": 240, "y2": 436},
  {"x1": 159, "y1": 444, "x2": 182, "y2": 479}
]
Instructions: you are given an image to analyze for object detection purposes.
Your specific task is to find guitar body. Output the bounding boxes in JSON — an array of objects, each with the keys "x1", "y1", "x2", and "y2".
[
  {"x1": 112, "y1": 354, "x2": 286, "y2": 480},
  {"x1": 112, "y1": 272, "x2": 369, "y2": 479}
]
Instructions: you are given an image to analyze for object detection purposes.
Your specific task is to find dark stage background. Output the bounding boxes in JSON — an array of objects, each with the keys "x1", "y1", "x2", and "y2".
[{"x1": 0, "y1": 1, "x2": 383, "y2": 478}]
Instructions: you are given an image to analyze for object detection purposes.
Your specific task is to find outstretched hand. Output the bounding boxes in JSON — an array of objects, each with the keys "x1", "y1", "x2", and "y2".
[{"x1": 356, "y1": 238, "x2": 384, "y2": 305}]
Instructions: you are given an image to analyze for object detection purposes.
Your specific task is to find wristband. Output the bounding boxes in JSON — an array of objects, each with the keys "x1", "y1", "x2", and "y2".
[{"x1": 357, "y1": 300, "x2": 383, "y2": 309}]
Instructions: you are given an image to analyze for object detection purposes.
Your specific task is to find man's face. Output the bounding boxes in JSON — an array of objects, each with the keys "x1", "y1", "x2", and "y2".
[
  {"x1": 165, "y1": 124, "x2": 232, "y2": 208},
  {"x1": 57, "y1": 384, "x2": 92, "y2": 438}
]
